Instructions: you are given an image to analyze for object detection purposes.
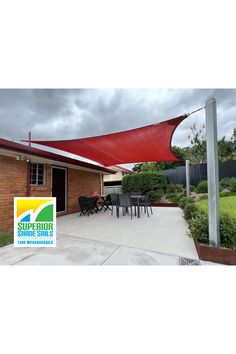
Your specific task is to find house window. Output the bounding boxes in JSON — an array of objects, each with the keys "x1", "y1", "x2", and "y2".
[{"x1": 30, "y1": 163, "x2": 45, "y2": 185}]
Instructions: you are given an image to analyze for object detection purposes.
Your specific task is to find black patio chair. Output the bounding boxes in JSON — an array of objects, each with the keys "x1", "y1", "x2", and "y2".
[
  {"x1": 139, "y1": 192, "x2": 153, "y2": 217},
  {"x1": 99, "y1": 194, "x2": 112, "y2": 212},
  {"x1": 110, "y1": 193, "x2": 120, "y2": 217},
  {"x1": 130, "y1": 192, "x2": 145, "y2": 216},
  {"x1": 118, "y1": 194, "x2": 133, "y2": 219},
  {"x1": 78, "y1": 196, "x2": 95, "y2": 216}
]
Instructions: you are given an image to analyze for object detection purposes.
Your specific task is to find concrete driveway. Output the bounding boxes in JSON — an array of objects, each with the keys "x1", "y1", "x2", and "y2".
[{"x1": 0, "y1": 207, "x2": 209, "y2": 265}]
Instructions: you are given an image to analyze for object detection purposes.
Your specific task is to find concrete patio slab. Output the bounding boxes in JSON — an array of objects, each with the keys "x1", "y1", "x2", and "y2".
[
  {"x1": 0, "y1": 234, "x2": 220, "y2": 265},
  {"x1": 0, "y1": 245, "x2": 38, "y2": 265},
  {"x1": 0, "y1": 234, "x2": 118, "y2": 265},
  {"x1": 103, "y1": 245, "x2": 179, "y2": 265},
  {"x1": 0, "y1": 206, "x2": 206, "y2": 265},
  {"x1": 57, "y1": 207, "x2": 199, "y2": 259}
]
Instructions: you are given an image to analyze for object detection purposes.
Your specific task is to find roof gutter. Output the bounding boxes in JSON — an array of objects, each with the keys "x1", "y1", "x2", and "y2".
[{"x1": 0, "y1": 139, "x2": 116, "y2": 174}]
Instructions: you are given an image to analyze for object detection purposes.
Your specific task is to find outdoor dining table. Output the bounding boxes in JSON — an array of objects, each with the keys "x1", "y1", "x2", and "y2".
[
  {"x1": 130, "y1": 195, "x2": 145, "y2": 218},
  {"x1": 89, "y1": 196, "x2": 100, "y2": 212},
  {"x1": 97, "y1": 195, "x2": 109, "y2": 211},
  {"x1": 90, "y1": 195, "x2": 108, "y2": 212}
]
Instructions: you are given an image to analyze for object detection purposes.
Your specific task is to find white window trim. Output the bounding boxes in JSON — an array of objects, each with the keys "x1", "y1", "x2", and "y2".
[{"x1": 30, "y1": 163, "x2": 46, "y2": 186}]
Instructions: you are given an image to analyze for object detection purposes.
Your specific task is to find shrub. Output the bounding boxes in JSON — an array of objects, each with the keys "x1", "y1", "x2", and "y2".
[
  {"x1": 197, "y1": 187, "x2": 222, "y2": 196},
  {"x1": 190, "y1": 212, "x2": 209, "y2": 244},
  {"x1": 167, "y1": 194, "x2": 181, "y2": 203},
  {"x1": 172, "y1": 195, "x2": 181, "y2": 203},
  {"x1": 166, "y1": 183, "x2": 176, "y2": 193},
  {"x1": 198, "y1": 195, "x2": 208, "y2": 201},
  {"x1": 178, "y1": 192, "x2": 185, "y2": 198},
  {"x1": 220, "y1": 214, "x2": 236, "y2": 248},
  {"x1": 190, "y1": 185, "x2": 196, "y2": 192},
  {"x1": 154, "y1": 191, "x2": 163, "y2": 201},
  {"x1": 220, "y1": 177, "x2": 233, "y2": 189},
  {"x1": 148, "y1": 191, "x2": 163, "y2": 202},
  {"x1": 165, "y1": 192, "x2": 177, "y2": 199},
  {"x1": 196, "y1": 180, "x2": 208, "y2": 193},
  {"x1": 230, "y1": 180, "x2": 236, "y2": 192},
  {"x1": 189, "y1": 210, "x2": 236, "y2": 249},
  {"x1": 122, "y1": 172, "x2": 167, "y2": 194},
  {"x1": 179, "y1": 196, "x2": 194, "y2": 209},
  {"x1": 184, "y1": 203, "x2": 199, "y2": 221},
  {"x1": 176, "y1": 184, "x2": 184, "y2": 193}
]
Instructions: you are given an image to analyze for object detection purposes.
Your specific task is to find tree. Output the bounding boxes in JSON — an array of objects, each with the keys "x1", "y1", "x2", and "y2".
[
  {"x1": 186, "y1": 124, "x2": 236, "y2": 164},
  {"x1": 132, "y1": 146, "x2": 186, "y2": 172},
  {"x1": 185, "y1": 124, "x2": 207, "y2": 164},
  {"x1": 231, "y1": 128, "x2": 236, "y2": 157},
  {"x1": 218, "y1": 136, "x2": 234, "y2": 161},
  {"x1": 132, "y1": 163, "x2": 145, "y2": 173}
]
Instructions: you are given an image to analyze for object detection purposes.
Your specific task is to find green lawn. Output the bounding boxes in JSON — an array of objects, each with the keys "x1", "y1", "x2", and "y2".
[
  {"x1": 0, "y1": 232, "x2": 14, "y2": 247},
  {"x1": 197, "y1": 195, "x2": 236, "y2": 218}
]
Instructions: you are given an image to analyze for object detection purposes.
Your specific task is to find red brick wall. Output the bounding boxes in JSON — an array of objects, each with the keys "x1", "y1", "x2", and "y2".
[
  {"x1": 0, "y1": 155, "x2": 28, "y2": 231},
  {"x1": 67, "y1": 169, "x2": 101, "y2": 213},
  {"x1": 0, "y1": 155, "x2": 101, "y2": 231}
]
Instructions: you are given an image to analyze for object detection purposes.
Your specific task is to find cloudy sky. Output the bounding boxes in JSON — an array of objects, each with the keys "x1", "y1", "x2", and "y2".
[{"x1": 0, "y1": 89, "x2": 235, "y2": 166}]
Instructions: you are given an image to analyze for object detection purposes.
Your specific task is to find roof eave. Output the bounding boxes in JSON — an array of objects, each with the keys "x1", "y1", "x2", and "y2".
[{"x1": 0, "y1": 139, "x2": 115, "y2": 174}]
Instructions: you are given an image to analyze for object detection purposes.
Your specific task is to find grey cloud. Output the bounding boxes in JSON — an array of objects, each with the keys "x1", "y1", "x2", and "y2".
[{"x1": 0, "y1": 89, "x2": 235, "y2": 151}]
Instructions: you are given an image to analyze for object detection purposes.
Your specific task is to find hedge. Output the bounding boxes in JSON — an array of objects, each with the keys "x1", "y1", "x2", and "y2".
[
  {"x1": 182, "y1": 199, "x2": 236, "y2": 249},
  {"x1": 183, "y1": 203, "x2": 199, "y2": 221},
  {"x1": 190, "y1": 211, "x2": 236, "y2": 249},
  {"x1": 122, "y1": 172, "x2": 167, "y2": 194},
  {"x1": 179, "y1": 196, "x2": 194, "y2": 209}
]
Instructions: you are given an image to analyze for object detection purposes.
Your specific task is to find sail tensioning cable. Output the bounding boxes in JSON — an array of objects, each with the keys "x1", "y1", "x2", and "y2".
[{"x1": 187, "y1": 106, "x2": 205, "y2": 116}]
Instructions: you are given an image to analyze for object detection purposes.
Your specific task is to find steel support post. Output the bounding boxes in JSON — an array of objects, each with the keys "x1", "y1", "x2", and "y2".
[
  {"x1": 205, "y1": 98, "x2": 220, "y2": 247},
  {"x1": 185, "y1": 160, "x2": 190, "y2": 198}
]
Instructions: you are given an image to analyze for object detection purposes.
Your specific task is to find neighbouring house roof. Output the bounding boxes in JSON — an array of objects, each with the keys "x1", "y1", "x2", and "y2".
[
  {"x1": 0, "y1": 138, "x2": 115, "y2": 174},
  {"x1": 28, "y1": 115, "x2": 187, "y2": 166},
  {"x1": 108, "y1": 165, "x2": 134, "y2": 174}
]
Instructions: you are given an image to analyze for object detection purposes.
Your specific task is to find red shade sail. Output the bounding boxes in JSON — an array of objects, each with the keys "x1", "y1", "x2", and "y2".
[{"x1": 30, "y1": 115, "x2": 187, "y2": 166}]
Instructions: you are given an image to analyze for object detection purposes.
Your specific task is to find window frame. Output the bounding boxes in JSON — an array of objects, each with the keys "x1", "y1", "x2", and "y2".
[{"x1": 30, "y1": 162, "x2": 46, "y2": 186}]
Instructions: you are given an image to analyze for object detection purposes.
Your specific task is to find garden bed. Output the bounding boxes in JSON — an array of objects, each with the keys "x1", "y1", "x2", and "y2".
[
  {"x1": 151, "y1": 201, "x2": 178, "y2": 207},
  {"x1": 194, "y1": 239, "x2": 236, "y2": 265}
]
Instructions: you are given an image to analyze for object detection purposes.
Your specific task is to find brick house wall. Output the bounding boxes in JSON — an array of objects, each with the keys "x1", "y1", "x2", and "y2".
[
  {"x1": 67, "y1": 169, "x2": 101, "y2": 213},
  {"x1": 0, "y1": 155, "x2": 101, "y2": 232},
  {"x1": 0, "y1": 155, "x2": 28, "y2": 231}
]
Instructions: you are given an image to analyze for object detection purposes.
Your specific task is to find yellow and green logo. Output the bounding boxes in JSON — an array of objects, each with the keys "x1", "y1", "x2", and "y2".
[{"x1": 14, "y1": 197, "x2": 56, "y2": 247}]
